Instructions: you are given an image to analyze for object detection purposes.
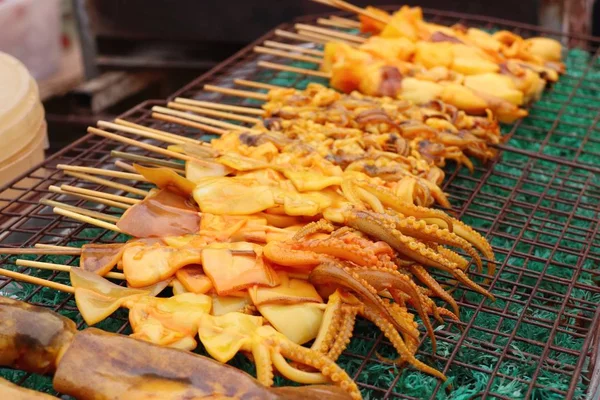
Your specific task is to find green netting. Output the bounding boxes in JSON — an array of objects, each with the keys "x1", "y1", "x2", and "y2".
[{"x1": 1, "y1": 40, "x2": 599, "y2": 400}]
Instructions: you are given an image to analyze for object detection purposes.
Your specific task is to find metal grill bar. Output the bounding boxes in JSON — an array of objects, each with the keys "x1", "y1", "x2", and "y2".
[{"x1": 0, "y1": 7, "x2": 599, "y2": 399}]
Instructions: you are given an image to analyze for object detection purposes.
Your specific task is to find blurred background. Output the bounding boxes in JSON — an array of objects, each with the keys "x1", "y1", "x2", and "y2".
[{"x1": 0, "y1": 0, "x2": 598, "y2": 160}]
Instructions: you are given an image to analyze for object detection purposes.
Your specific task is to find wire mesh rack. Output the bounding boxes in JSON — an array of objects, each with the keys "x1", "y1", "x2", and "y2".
[{"x1": 0, "y1": 7, "x2": 599, "y2": 400}]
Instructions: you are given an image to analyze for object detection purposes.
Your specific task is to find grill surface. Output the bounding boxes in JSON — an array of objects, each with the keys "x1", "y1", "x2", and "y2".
[{"x1": 1, "y1": 8, "x2": 599, "y2": 400}]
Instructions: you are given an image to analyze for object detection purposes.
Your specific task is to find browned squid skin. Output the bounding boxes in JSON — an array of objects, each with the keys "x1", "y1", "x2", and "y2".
[
  {"x1": 54, "y1": 328, "x2": 355, "y2": 400},
  {"x1": 0, "y1": 297, "x2": 77, "y2": 375}
]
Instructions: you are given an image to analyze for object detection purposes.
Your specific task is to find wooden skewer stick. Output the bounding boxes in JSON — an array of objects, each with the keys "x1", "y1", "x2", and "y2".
[
  {"x1": 113, "y1": 118, "x2": 200, "y2": 145},
  {"x1": 114, "y1": 160, "x2": 137, "y2": 173},
  {"x1": 152, "y1": 106, "x2": 249, "y2": 131},
  {"x1": 0, "y1": 247, "x2": 82, "y2": 255},
  {"x1": 254, "y1": 46, "x2": 323, "y2": 64},
  {"x1": 233, "y1": 79, "x2": 282, "y2": 91},
  {"x1": 110, "y1": 151, "x2": 185, "y2": 171},
  {"x1": 63, "y1": 171, "x2": 149, "y2": 197},
  {"x1": 58, "y1": 164, "x2": 147, "y2": 182},
  {"x1": 98, "y1": 120, "x2": 200, "y2": 146},
  {"x1": 318, "y1": 16, "x2": 359, "y2": 29},
  {"x1": 311, "y1": 0, "x2": 389, "y2": 24},
  {"x1": 296, "y1": 29, "x2": 358, "y2": 47},
  {"x1": 0, "y1": 267, "x2": 75, "y2": 294},
  {"x1": 275, "y1": 29, "x2": 329, "y2": 45},
  {"x1": 16, "y1": 259, "x2": 126, "y2": 280},
  {"x1": 40, "y1": 199, "x2": 121, "y2": 223},
  {"x1": 263, "y1": 40, "x2": 324, "y2": 57},
  {"x1": 88, "y1": 126, "x2": 200, "y2": 164},
  {"x1": 53, "y1": 207, "x2": 123, "y2": 233},
  {"x1": 203, "y1": 85, "x2": 269, "y2": 101},
  {"x1": 35, "y1": 244, "x2": 79, "y2": 251},
  {"x1": 167, "y1": 102, "x2": 261, "y2": 124},
  {"x1": 258, "y1": 61, "x2": 331, "y2": 78},
  {"x1": 295, "y1": 23, "x2": 366, "y2": 43},
  {"x1": 173, "y1": 97, "x2": 265, "y2": 116},
  {"x1": 59, "y1": 185, "x2": 140, "y2": 205},
  {"x1": 49, "y1": 185, "x2": 132, "y2": 210},
  {"x1": 330, "y1": 15, "x2": 361, "y2": 28},
  {"x1": 152, "y1": 113, "x2": 228, "y2": 136}
]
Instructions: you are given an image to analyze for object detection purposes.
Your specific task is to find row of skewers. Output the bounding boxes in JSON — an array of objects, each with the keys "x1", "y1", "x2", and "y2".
[{"x1": 0, "y1": 2, "x2": 565, "y2": 398}]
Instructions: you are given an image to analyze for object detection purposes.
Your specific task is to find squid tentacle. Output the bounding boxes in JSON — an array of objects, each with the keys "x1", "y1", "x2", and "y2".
[{"x1": 409, "y1": 264, "x2": 460, "y2": 317}]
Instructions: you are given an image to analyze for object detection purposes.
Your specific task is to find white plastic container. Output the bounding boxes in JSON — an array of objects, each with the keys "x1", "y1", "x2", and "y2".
[{"x1": 0, "y1": 0, "x2": 62, "y2": 79}]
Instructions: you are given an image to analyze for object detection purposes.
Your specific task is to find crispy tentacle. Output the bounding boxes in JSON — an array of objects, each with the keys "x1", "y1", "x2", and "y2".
[
  {"x1": 293, "y1": 219, "x2": 335, "y2": 240},
  {"x1": 275, "y1": 334, "x2": 362, "y2": 400},
  {"x1": 311, "y1": 291, "x2": 345, "y2": 354},
  {"x1": 361, "y1": 303, "x2": 446, "y2": 381},
  {"x1": 453, "y1": 221, "x2": 496, "y2": 275},
  {"x1": 435, "y1": 246, "x2": 471, "y2": 271},
  {"x1": 271, "y1": 352, "x2": 329, "y2": 384},
  {"x1": 327, "y1": 306, "x2": 358, "y2": 361},
  {"x1": 252, "y1": 342, "x2": 274, "y2": 387},
  {"x1": 408, "y1": 264, "x2": 460, "y2": 317}
]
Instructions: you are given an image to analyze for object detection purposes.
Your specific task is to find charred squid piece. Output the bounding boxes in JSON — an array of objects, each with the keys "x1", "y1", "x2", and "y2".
[
  {"x1": 0, "y1": 297, "x2": 76, "y2": 375},
  {"x1": 0, "y1": 298, "x2": 355, "y2": 400}
]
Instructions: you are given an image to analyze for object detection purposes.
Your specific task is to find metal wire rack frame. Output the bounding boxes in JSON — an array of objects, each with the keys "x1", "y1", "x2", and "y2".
[{"x1": 0, "y1": 7, "x2": 599, "y2": 400}]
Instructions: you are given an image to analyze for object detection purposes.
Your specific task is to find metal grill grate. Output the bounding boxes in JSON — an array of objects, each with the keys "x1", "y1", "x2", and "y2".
[{"x1": 0, "y1": 8, "x2": 599, "y2": 400}]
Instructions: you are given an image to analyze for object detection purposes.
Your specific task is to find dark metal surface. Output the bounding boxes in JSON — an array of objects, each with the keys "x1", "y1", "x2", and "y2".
[{"x1": 0, "y1": 8, "x2": 599, "y2": 400}]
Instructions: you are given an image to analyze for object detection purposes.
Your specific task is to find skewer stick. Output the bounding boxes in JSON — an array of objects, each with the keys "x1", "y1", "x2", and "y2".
[
  {"x1": 59, "y1": 185, "x2": 140, "y2": 205},
  {"x1": 254, "y1": 46, "x2": 323, "y2": 64},
  {"x1": 98, "y1": 120, "x2": 199, "y2": 146},
  {"x1": 114, "y1": 160, "x2": 137, "y2": 173},
  {"x1": 35, "y1": 244, "x2": 79, "y2": 251},
  {"x1": 295, "y1": 23, "x2": 366, "y2": 43},
  {"x1": 0, "y1": 267, "x2": 75, "y2": 294},
  {"x1": 263, "y1": 40, "x2": 324, "y2": 57},
  {"x1": 88, "y1": 126, "x2": 200, "y2": 164},
  {"x1": 233, "y1": 79, "x2": 282, "y2": 91},
  {"x1": 0, "y1": 247, "x2": 82, "y2": 255},
  {"x1": 58, "y1": 164, "x2": 147, "y2": 182},
  {"x1": 152, "y1": 113, "x2": 229, "y2": 136},
  {"x1": 53, "y1": 207, "x2": 123, "y2": 233},
  {"x1": 113, "y1": 118, "x2": 200, "y2": 145},
  {"x1": 63, "y1": 171, "x2": 149, "y2": 197},
  {"x1": 110, "y1": 151, "x2": 185, "y2": 171},
  {"x1": 311, "y1": 0, "x2": 389, "y2": 24},
  {"x1": 317, "y1": 17, "x2": 354, "y2": 29},
  {"x1": 167, "y1": 102, "x2": 261, "y2": 124},
  {"x1": 257, "y1": 61, "x2": 331, "y2": 78},
  {"x1": 153, "y1": 106, "x2": 248, "y2": 131},
  {"x1": 16, "y1": 259, "x2": 126, "y2": 280},
  {"x1": 296, "y1": 29, "x2": 358, "y2": 46},
  {"x1": 275, "y1": 29, "x2": 329, "y2": 45},
  {"x1": 49, "y1": 185, "x2": 132, "y2": 210},
  {"x1": 173, "y1": 98, "x2": 265, "y2": 115},
  {"x1": 203, "y1": 85, "x2": 269, "y2": 101},
  {"x1": 40, "y1": 199, "x2": 121, "y2": 223},
  {"x1": 330, "y1": 15, "x2": 361, "y2": 28}
]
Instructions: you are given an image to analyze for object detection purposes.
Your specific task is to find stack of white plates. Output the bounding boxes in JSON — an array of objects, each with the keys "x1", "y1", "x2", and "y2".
[{"x1": 0, "y1": 52, "x2": 48, "y2": 187}]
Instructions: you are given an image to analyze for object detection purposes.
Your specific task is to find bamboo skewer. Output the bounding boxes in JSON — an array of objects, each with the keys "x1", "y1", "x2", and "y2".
[
  {"x1": 167, "y1": 102, "x2": 262, "y2": 124},
  {"x1": 98, "y1": 120, "x2": 200, "y2": 146},
  {"x1": 35, "y1": 244, "x2": 78, "y2": 251},
  {"x1": 254, "y1": 46, "x2": 323, "y2": 64},
  {"x1": 318, "y1": 16, "x2": 359, "y2": 29},
  {"x1": 295, "y1": 23, "x2": 366, "y2": 43},
  {"x1": 257, "y1": 61, "x2": 331, "y2": 78},
  {"x1": 58, "y1": 164, "x2": 147, "y2": 182},
  {"x1": 16, "y1": 259, "x2": 126, "y2": 281},
  {"x1": 54, "y1": 207, "x2": 123, "y2": 233},
  {"x1": 263, "y1": 40, "x2": 324, "y2": 57},
  {"x1": 274, "y1": 29, "x2": 329, "y2": 45},
  {"x1": 233, "y1": 79, "x2": 281, "y2": 91},
  {"x1": 49, "y1": 185, "x2": 132, "y2": 210},
  {"x1": 330, "y1": 15, "x2": 361, "y2": 28},
  {"x1": 113, "y1": 118, "x2": 200, "y2": 145},
  {"x1": 234, "y1": 79, "x2": 283, "y2": 91},
  {"x1": 0, "y1": 247, "x2": 82, "y2": 255},
  {"x1": 152, "y1": 113, "x2": 229, "y2": 136},
  {"x1": 311, "y1": 0, "x2": 388, "y2": 24},
  {"x1": 41, "y1": 199, "x2": 121, "y2": 223},
  {"x1": 111, "y1": 151, "x2": 185, "y2": 171},
  {"x1": 63, "y1": 171, "x2": 149, "y2": 197},
  {"x1": 203, "y1": 85, "x2": 269, "y2": 101},
  {"x1": 296, "y1": 29, "x2": 358, "y2": 46},
  {"x1": 114, "y1": 160, "x2": 138, "y2": 174},
  {"x1": 89, "y1": 126, "x2": 202, "y2": 164},
  {"x1": 152, "y1": 106, "x2": 250, "y2": 132},
  {"x1": 58, "y1": 185, "x2": 140, "y2": 205},
  {"x1": 0, "y1": 267, "x2": 75, "y2": 294},
  {"x1": 173, "y1": 97, "x2": 265, "y2": 115}
]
